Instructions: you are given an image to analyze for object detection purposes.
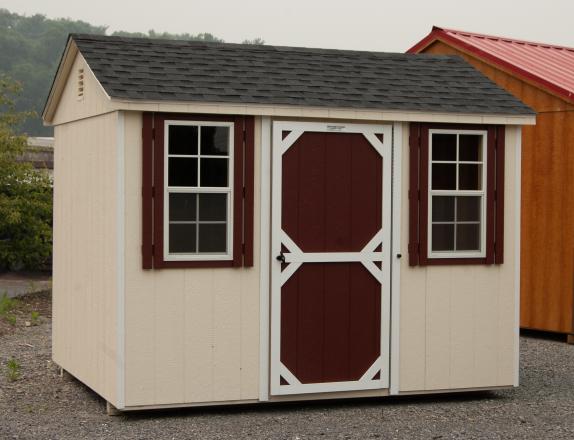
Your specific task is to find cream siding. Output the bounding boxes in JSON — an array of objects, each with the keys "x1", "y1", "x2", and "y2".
[
  {"x1": 52, "y1": 111, "x2": 119, "y2": 404},
  {"x1": 51, "y1": 52, "x2": 113, "y2": 126},
  {"x1": 122, "y1": 112, "x2": 261, "y2": 407},
  {"x1": 398, "y1": 124, "x2": 519, "y2": 392}
]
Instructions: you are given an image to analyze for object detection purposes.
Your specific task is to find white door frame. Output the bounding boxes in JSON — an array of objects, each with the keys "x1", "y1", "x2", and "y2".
[{"x1": 270, "y1": 120, "x2": 393, "y2": 396}]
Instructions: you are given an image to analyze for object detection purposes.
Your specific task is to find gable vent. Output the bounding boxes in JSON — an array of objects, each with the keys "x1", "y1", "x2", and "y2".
[{"x1": 77, "y1": 68, "x2": 85, "y2": 100}]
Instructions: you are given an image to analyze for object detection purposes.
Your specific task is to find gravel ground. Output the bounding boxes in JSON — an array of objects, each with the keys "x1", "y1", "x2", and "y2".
[{"x1": 1, "y1": 291, "x2": 573, "y2": 440}]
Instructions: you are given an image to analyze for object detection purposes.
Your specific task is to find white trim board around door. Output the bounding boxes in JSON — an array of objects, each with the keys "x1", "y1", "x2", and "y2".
[{"x1": 269, "y1": 120, "x2": 393, "y2": 396}]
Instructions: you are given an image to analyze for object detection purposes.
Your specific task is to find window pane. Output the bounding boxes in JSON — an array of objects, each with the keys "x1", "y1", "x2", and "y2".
[
  {"x1": 199, "y1": 193, "x2": 227, "y2": 221},
  {"x1": 201, "y1": 126, "x2": 229, "y2": 156},
  {"x1": 432, "y1": 134, "x2": 456, "y2": 161},
  {"x1": 200, "y1": 158, "x2": 228, "y2": 187},
  {"x1": 456, "y1": 224, "x2": 480, "y2": 251},
  {"x1": 459, "y1": 164, "x2": 482, "y2": 190},
  {"x1": 459, "y1": 135, "x2": 482, "y2": 162},
  {"x1": 168, "y1": 125, "x2": 198, "y2": 155},
  {"x1": 432, "y1": 163, "x2": 456, "y2": 190},
  {"x1": 432, "y1": 224, "x2": 454, "y2": 251},
  {"x1": 432, "y1": 196, "x2": 455, "y2": 222},
  {"x1": 457, "y1": 196, "x2": 481, "y2": 222},
  {"x1": 198, "y1": 223, "x2": 227, "y2": 253},
  {"x1": 169, "y1": 224, "x2": 197, "y2": 253},
  {"x1": 168, "y1": 158, "x2": 198, "y2": 187},
  {"x1": 169, "y1": 193, "x2": 197, "y2": 221}
]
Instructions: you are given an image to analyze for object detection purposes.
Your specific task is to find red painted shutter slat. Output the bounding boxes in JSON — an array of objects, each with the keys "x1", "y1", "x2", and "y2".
[
  {"x1": 243, "y1": 116, "x2": 255, "y2": 267},
  {"x1": 495, "y1": 126, "x2": 505, "y2": 264},
  {"x1": 142, "y1": 112, "x2": 154, "y2": 269},
  {"x1": 232, "y1": 117, "x2": 245, "y2": 267},
  {"x1": 408, "y1": 123, "x2": 421, "y2": 266},
  {"x1": 418, "y1": 125, "x2": 430, "y2": 266},
  {"x1": 152, "y1": 114, "x2": 166, "y2": 268},
  {"x1": 485, "y1": 127, "x2": 497, "y2": 264}
]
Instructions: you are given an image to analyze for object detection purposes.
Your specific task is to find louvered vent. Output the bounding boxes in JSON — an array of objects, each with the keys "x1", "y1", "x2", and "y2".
[{"x1": 77, "y1": 68, "x2": 84, "y2": 100}]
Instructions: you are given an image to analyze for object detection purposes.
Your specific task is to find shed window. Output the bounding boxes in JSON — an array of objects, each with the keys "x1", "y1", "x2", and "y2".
[
  {"x1": 429, "y1": 130, "x2": 487, "y2": 258},
  {"x1": 165, "y1": 122, "x2": 233, "y2": 260},
  {"x1": 409, "y1": 123, "x2": 505, "y2": 266},
  {"x1": 142, "y1": 113, "x2": 255, "y2": 269}
]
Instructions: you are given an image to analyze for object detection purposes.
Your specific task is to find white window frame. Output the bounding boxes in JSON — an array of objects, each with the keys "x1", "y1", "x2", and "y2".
[
  {"x1": 428, "y1": 129, "x2": 487, "y2": 259},
  {"x1": 163, "y1": 120, "x2": 234, "y2": 261}
]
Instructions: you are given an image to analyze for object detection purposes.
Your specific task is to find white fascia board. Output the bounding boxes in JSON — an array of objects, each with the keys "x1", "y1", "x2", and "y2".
[{"x1": 107, "y1": 99, "x2": 536, "y2": 126}]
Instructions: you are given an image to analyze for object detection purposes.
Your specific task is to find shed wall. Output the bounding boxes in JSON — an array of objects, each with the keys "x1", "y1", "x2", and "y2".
[
  {"x1": 52, "y1": 112, "x2": 119, "y2": 404},
  {"x1": 420, "y1": 40, "x2": 574, "y2": 334},
  {"x1": 123, "y1": 112, "x2": 261, "y2": 407},
  {"x1": 399, "y1": 123, "x2": 519, "y2": 392}
]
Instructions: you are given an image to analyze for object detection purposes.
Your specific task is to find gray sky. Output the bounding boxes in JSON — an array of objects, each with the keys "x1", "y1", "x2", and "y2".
[{"x1": 4, "y1": 0, "x2": 574, "y2": 52}]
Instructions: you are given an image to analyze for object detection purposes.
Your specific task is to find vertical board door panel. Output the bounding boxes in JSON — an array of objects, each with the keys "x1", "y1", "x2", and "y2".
[{"x1": 271, "y1": 121, "x2": 392, "y2": 395}]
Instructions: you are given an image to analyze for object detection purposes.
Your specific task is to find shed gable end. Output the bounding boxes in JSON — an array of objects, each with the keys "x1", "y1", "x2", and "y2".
[{"x1": 51, "y1": 52, "x2": 112, "y2": 126}]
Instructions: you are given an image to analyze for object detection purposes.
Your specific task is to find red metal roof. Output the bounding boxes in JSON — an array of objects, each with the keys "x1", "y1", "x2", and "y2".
[{"x1": 408, "y1": 26, "x2": 574, "y2": 103}]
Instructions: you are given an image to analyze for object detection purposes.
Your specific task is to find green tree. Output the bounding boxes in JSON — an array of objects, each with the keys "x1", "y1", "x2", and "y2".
[{"x1": 0, "y1": 77, "x2": 52, "y2": 270}]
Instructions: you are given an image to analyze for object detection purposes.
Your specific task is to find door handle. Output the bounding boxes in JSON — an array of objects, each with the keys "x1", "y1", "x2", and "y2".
[{"x1": 276, "y1": 252, "x2": 286, "y2": 263}]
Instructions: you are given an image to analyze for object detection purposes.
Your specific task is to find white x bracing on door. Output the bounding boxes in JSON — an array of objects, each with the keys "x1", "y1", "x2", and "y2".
[{"x1": 270, "y1": 121, "x2": 393, "y2": 396}]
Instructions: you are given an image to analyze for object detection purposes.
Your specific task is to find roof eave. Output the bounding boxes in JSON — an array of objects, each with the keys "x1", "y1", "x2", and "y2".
[
  {"x1": 107, "y1": 97, "x2": 536, "y2": 125},
  {"x1": 42, "y1": 37, "x2": 78, "y2": 124}
]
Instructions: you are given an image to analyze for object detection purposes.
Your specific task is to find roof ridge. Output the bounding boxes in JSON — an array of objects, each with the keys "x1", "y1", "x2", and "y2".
[
  {"x1": 70, "y1": 33, "x2": 461, "y2": 59},
  {"x1": 433, "y1": 26, "x2": 574, "y2": 52}
]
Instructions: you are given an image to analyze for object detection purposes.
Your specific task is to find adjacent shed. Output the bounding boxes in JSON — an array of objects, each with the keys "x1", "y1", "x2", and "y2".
[
  {"x1": 43, "y1": 34, "x2": 534, "y2": 412},
  {"x1": 409, "y1": 27, "x2": 574, "y2": 342}
]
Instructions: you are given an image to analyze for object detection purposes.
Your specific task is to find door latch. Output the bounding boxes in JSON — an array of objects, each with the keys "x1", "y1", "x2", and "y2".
[{"x1": 276, "y1": 252, "x2": 286, "y2": 263}]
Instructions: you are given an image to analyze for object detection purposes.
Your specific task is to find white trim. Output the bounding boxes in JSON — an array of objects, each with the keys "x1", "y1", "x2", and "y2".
[
  {"x1": 283, "y1": 252, "x2": 383, "y2": 263},
  {"x1": 259, "y1": 116, "x2": 271, "y2": 402},
  {"x1": 115, "y1": 111, "x2": 125, "y2": 409},
  {"x1": 270, "y1": 120, "x2": 393, "y2": 396},
  {"x1": 427, "y1": 129, "x2": 488, "y2": 259},
  {"x1": 162, "y1": 120, "x2": 234, "y2": 261},
  {"x1": 106, "y1": 98, "x2": 536, "y2": 126},
  {"x1": 390, "y1": 122, "x2": 402, "y2": 395},
  {"x1": 514, "y1": 126, "x2": 522, "y2": 387}
]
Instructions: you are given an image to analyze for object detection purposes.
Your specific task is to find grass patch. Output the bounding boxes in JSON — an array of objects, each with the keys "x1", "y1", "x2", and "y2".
[
  {"x1": 0, "y1": 293, "x2": 18, "y2": 326},
  {"x1": 6, "y1": 357, "x2": 21, "y2": 381}
]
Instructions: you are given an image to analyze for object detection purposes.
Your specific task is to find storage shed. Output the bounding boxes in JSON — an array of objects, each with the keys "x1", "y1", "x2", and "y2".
[
  {"x1": 409, "y1": 27, "x2": 574, "y2": 342},
  {"x1": 43, "y1": 34, "x2": 535, "y2": 413}
]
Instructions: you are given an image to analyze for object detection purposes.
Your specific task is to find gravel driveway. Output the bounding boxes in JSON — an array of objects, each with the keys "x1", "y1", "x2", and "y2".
[{"x1": 1, "y1": 291, "x2": 573, "y2": 439}]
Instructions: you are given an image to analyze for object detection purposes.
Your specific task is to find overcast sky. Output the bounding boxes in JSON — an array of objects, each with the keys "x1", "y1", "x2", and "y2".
[{"x1": 4, "y1": 0, "x2": 574, "y2": 52}]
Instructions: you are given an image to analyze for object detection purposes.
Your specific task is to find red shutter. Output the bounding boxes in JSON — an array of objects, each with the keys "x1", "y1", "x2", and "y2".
[
  {"x1": 495, "y1": 126, "x2": 505, "y2": 264},
  {"x1": 409, "y1": 123, "x2": 505, "y2": 267},
  {"x1": 141, "y1": 113, "x2": 255, "y2": 269},
  {"x1": 408, "y1": 123, "x2": 421, "y2": 266},
  {"x1": 142, "y1": 112, "x2": 154, "y2": 269},
  {"x1": 243, "y1": 116, "x2": 255, "y2": 267},
  {"x1": 485, "y1": 127, "x2": 497, "y2": 264}
]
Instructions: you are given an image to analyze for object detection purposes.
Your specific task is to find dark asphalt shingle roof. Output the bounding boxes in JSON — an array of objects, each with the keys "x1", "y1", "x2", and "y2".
[{"x1": 70, "y1": 34, "x2": 535, "y2": 116}]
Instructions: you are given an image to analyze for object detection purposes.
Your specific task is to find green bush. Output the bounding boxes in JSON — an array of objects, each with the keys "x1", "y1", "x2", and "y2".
[{"x1": 0, "y1": 77, "x2": 52, "y2": 270}]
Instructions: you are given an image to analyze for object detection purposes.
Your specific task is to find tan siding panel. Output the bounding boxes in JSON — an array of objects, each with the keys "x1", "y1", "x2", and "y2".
[
  {"x1": 52, "y1": 112, "x2": 118, "y2": 404},
  {"x1": 123, "y1": 112, "x2": 261, "y2": 407},
  {"x1": 399, "y1": 124, "x2": 518, "y2": 392}
]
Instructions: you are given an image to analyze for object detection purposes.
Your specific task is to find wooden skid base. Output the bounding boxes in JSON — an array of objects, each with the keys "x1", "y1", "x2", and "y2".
[
  {"x1": 567, "y1": 334, "x2": 574, "y2": 345},
  {"x1": 106, "y1": 401, "x2": 122, "y2": 416}
]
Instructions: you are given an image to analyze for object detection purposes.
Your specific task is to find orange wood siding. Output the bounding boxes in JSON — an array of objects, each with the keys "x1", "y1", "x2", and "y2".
[{"x1": 421, "y1": 40, "x2": 574, "y2": 334}]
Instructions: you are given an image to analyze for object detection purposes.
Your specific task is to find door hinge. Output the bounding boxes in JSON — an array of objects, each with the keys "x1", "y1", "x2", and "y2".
[
  {"x1": 242, "y1": 243, "x2": 246, "y2": 254},
  {"x1": 151, "y1": 186, "x2": 156, "y2": 198},
  {"x1": 151, "y1": 244, "x2": 155, "y2": 256},
  {"x1": 243, "y1": 186, "x2": 246, "y2": 198}
]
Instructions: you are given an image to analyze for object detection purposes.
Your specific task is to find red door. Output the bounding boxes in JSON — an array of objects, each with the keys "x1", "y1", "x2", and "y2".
[{"x1": 271, "y1": 122, "x2": 392, "y2": 395}]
